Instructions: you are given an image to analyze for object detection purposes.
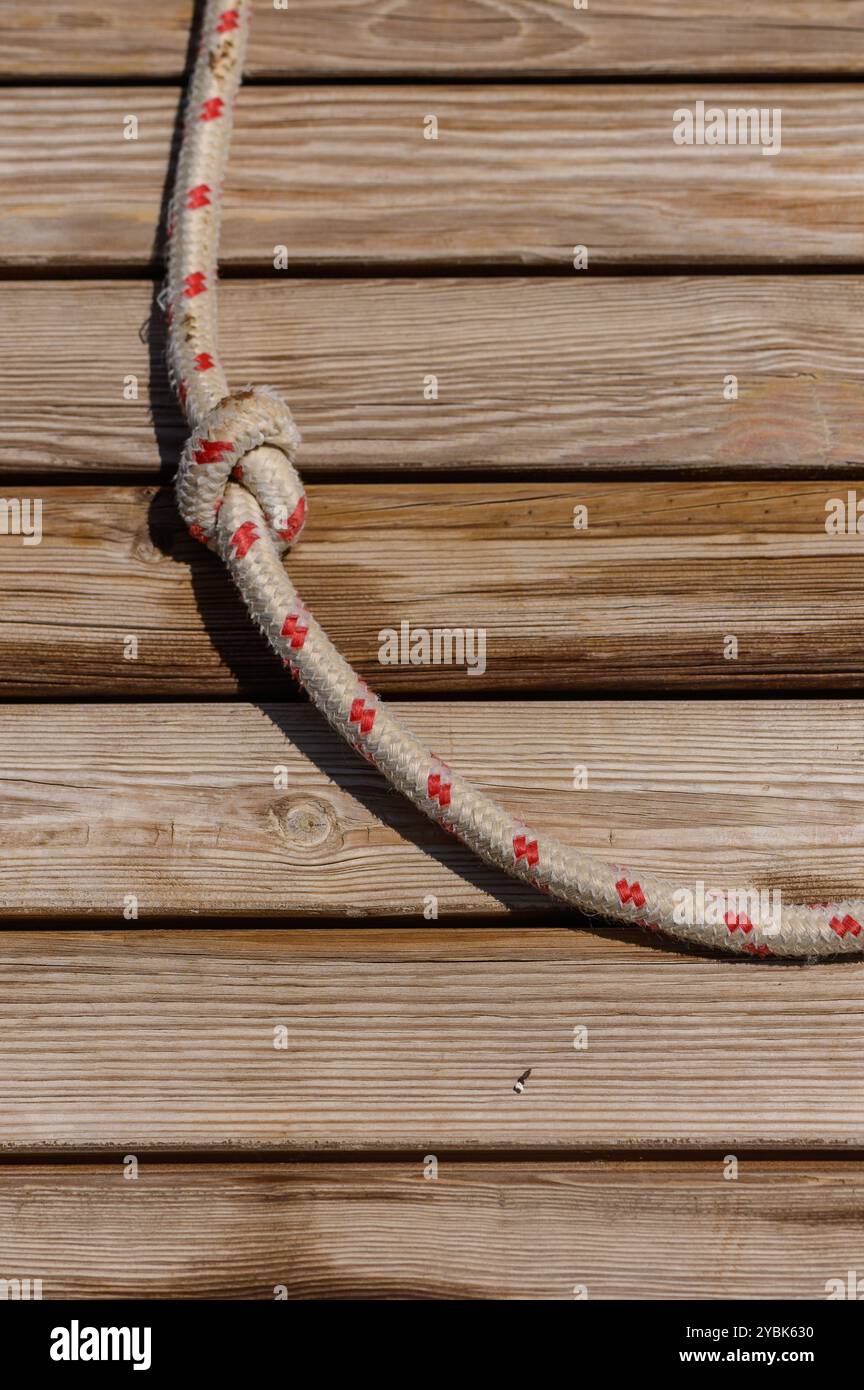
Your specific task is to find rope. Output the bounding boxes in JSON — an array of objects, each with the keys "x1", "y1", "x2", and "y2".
[{"x1": 165, "y1": 1, "x2": 863, "y2": 959}]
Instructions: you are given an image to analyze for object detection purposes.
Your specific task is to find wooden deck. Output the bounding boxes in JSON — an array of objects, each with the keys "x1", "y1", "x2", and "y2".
[{"x1": 1, "y1": 0, "x2": 864, "y2": 1299}]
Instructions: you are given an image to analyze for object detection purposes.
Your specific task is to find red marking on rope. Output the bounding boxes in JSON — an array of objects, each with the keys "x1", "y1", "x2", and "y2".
[
  {"x1": 513, "y1": 835, "x2": 539, "y2": 868},
  {"x1": 743, "y1": 943, "x2": 772, "y2": 958},
  {"x1": 193, "y1": 439, "x2": 233, "y2": 465},
  {"x1": 428, "y1": 772, "x2": 451, "y2": 808},
  {"x1": 188, "y1": 523, "x2": 208, "y2": 544},
  {"x1": 200, "y1": 97, "x2": 225, "y2": 122},
  {"x1": 216, "y1": 8, "x2": 241, "y2": 32},
  {"x1": 231, "y1": 464, "x2": 244, "y2": 480},
  {"x1": 183, "y1": 272, "x2": 207, "y2": 297},
  {"x1": 280, "y1": 613, "x2": 308, "y2": 651},
  {"x1": 724, "y1": 912, "x2": 753, "y2": 935},
  {"x1": 349, "y1": 697, "x2": 376, "y2": 735},
  {"x1": 830, "y1": 914, "x2": 862, "y2": 939},
  {"x1": 283, "y1": 659, "x2": 309, "y2": 694},
  {"x1": 276, "y1": 496, "x2": 306, "y2": 544},
  {"x1": 615, "y1": 878, "x2": 645, "y2": 909},
  {"x1": 632, "y1": 916, "x2": 661, "y2": 934},
  {"x1": 194, "y1": 352, "x2": 215, "y2": 372},
  {"x1": 187, "y1": 183, "x2": 212, "y2": 209},
  {"x1": 229, "y1": 521, "x2": 260, "y2": 559}
]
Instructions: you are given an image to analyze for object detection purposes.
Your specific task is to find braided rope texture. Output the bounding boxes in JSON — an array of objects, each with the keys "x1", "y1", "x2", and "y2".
[{"x1": 167, "y1": 1, "x2": 864, "y2": 958}]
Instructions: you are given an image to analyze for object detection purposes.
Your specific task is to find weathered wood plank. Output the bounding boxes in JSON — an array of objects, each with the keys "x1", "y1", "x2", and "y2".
[
  {"x1": 2, "y1": 278, "x2": 863, "y2": 476},
  {"x1": 4, "y1": 1, "x2": 864, "y2": 78},
  {"x1": 3, "y1": 482, "x2": 864, "y2": 695},
  {"x1": 1, "y1": 702, "x2": 863, "y2": 918},
  {"x1": 0, "y1": 1158, "x2": 861, "y2": 1298},
  {"x1": 1, "y1": 87, "x2": 861, "y2": 267},
  {"x1": 0, "y1": 929, "x2": 862, "y2": 1150}
]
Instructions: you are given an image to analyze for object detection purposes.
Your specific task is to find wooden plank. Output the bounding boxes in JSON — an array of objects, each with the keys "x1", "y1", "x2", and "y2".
[
  {"x1": 1, "y1": 701, "x2": 864, "y2": 918},
  {"x1": 4, "y1": 481, "x2": 864, "y2": 696},
  {"x1": 2, "y1": 87, "x2": 862, "y2": 267},
  {"x1": 3, "y1": 278, "x2": 863, "y2": 476},
  {"x1": 0, "y1": 1158, "x2": 861, "y2": 1298},
  {"x1": 4, "y1": 1, "x2": 864, "y2": 78},
  {"x1": 0, "y1": 929, "x2": 863, "y2": 1150}
]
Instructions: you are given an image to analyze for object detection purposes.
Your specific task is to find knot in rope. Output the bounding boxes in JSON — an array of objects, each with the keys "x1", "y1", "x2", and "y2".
[{"x1": 175, "y1": 385, "x2": 306, "y2": 554}]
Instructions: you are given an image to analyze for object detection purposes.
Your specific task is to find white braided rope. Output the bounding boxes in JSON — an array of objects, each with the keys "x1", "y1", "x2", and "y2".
[{"x1": 166, "y1": 1, "x2": 863, "y2": 958}]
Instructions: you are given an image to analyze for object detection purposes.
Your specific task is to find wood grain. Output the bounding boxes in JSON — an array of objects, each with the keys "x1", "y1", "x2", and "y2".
[
  {"x1": 0, "y1": 929, "x2": 863, "y2": 1151},
  {"x1": 3, "y1": 278, "x2": 863, "y2": 476},
  {"x1": 4, "y1": 0, "x2": 861, "y2": 1300},
  {"x1": 4, "y1": 482, "x2": 864, "y2": 696},
  {"x1": 0, "y1": 1158, "x2": 862, "y2": 1298},
  {"x1": 1, "y1": 701, "x2": 864, "y2": 917},
  {"x1": 2, "y1": 87, "x2": 861, "y2": 267},
  {"x1": 4, "y1": 1, "x2": 864, "y2": 78}
]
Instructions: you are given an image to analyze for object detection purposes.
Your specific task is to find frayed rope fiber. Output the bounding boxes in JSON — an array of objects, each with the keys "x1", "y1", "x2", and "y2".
[{"x1": 166, "y1": 1, "x2": 863, "y2": 958}]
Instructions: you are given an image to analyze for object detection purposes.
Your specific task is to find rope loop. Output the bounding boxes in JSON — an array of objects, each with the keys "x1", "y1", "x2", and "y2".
[{"x1": 175, "y1": 385, "x2": 306, "y2": 554}]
